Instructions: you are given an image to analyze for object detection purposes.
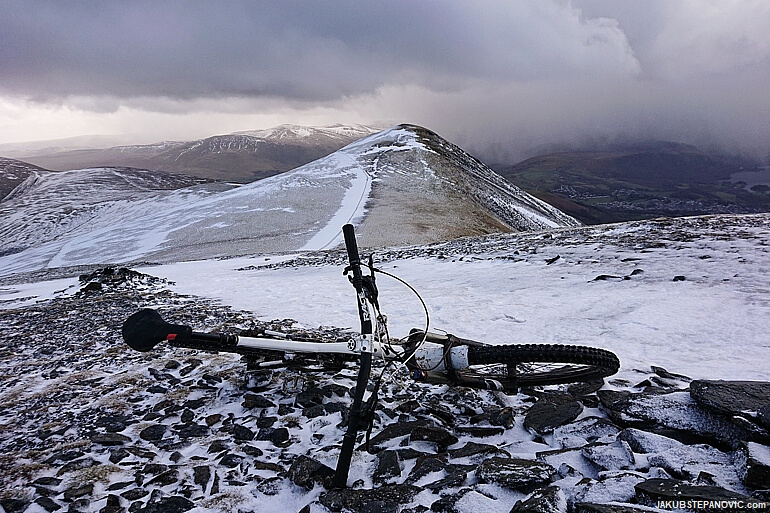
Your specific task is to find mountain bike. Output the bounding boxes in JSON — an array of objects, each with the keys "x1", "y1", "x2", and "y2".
[{"x1": 122, "y1": 223, "x2": 620, "y2": 488}]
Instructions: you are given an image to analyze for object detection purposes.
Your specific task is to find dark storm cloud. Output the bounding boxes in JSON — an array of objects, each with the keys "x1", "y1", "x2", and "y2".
[
  {"x1": 0, "y1": 1, "x2": 639, "y2": 102},
  {"x1": 1, "y1": 1, "x2": 768, "y2": 159}
]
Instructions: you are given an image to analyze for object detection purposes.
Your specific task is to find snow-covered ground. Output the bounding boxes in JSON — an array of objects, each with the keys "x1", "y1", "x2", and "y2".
[
  {"x1": 129, "y1": 214, "x2": 770, "y2": 383},
  {"x1": 3, "y1": 214, "x2": 768, "y2": 382},
  {"x1": 1, "y1": 214, "x2": 768, "y2": 512},
  {"x1": 1, "y1": 124, "x2": 768, "y2": 511}
]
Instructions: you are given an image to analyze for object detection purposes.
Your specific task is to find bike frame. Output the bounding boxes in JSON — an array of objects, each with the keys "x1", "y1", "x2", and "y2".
[
  {"x1": 203, "y1": 332, "x2": 470, "y2": 374},
  {"x1": 331, "y1": 223, "x2": 375, "y2": 488},
  {"x1": 236, "y1": 334, "x2": 364, "y2": 356},
  {"x1": 120, "y1": 223, "x2": 473, "y2": 488}
]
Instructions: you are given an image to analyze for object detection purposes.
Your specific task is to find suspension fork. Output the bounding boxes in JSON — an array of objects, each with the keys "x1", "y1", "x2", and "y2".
[{"x1": 332, "y1": 224, "x2": 373, "y2": 489}]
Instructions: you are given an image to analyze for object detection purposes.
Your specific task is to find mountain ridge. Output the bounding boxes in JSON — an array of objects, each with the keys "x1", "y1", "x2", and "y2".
[
  {"x1": 352, "y1": 125, "x2": 579, "y2": 248},
  {"x1": 0, "y1": 157, "x2": 50, "y2": 202},
  {"x1": 0, "y1": 125, "x2": 578, "y2": 277},
  {"x1": 11, "y1": 124, "x2": 382, "y2": 183}
]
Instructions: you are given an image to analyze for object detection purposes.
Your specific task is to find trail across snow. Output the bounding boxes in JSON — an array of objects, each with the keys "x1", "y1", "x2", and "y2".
[{"x1": 298, "y1": 153, "x2": 373, "y2": 251}]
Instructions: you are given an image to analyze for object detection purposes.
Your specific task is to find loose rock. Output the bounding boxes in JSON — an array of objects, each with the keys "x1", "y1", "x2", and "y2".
[
  {"x1": 524, "y1": 394, "x2": 583, "y2": 434},
  {"x1": 475, "y1": 457, "x2": 556, "y2": 492},
  {"x1": 691, "y1": 380, "x2": 770, "y2": 414},
  {"x1": 139, "y1": 424, "x2": 166, "y2": 442},
  {"x1": 634, "y1": 478, "x2": 749, "y2": 505},
  {"x1": 289, "y1": 455, "x2": 335, "y2": 490},
  {"x1": 373, "y1": 450, "x2": 402, "y2": 485},
  {"x1": 553, "y1": 417, "x2": 620, "y2": 449},
  {"x1": 617, "y1": 428, "x2": 683, "y2": 454},
  {"x1": 511, "y1": 485, "x2": 567, "y2": 513},
  {"x1": 581, "y1": 441, "x2": 635, "y2": 471},
  {"x1": 739, "y1": 442, "x2": 770, "y2": 489},
  {"x1": 320, "y1": 484, "x2": 421, "y2": 512}
]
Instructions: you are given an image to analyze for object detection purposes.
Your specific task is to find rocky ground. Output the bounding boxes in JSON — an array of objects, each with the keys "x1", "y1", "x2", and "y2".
[{"x1": 1, "y1": 265, "x2": 769, "y2": 513}]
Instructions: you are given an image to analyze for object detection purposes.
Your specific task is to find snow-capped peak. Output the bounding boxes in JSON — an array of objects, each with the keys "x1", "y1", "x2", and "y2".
[{"x1": 233, "y1": 123, "x2": 380, "y2": 142}]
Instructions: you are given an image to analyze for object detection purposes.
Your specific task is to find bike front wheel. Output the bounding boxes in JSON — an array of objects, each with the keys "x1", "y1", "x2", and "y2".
[{"x1": 457, "y1": 343, "x2": 620, "y2": 390}]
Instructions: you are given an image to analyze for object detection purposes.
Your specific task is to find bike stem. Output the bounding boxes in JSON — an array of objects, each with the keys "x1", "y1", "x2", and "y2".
[{"x1": 332, "y1": 224, "x2": 374, "y2": 489}]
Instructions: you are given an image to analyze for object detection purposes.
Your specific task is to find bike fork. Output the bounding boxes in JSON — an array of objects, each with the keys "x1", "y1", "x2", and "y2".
[{"x1": 331, "y1": 351, "x2": 372, "y2": 488}]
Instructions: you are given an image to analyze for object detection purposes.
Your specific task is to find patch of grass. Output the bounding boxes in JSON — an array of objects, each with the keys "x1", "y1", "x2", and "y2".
[
  {"x1": 200, "y1": 489, "x2": 252, "y2": 509},
  {"x1": 67, "y1": 463, "x2": 126, "y2": 487}
]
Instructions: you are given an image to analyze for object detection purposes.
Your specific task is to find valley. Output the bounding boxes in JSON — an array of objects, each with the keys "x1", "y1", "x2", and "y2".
[{"x1": 492, "y1": 143, "x2": 770, "y2": 224}]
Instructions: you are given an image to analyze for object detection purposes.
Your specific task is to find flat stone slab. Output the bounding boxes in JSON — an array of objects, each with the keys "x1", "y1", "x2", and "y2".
[
  {"x1": 635, "y1": 478, "x2": 749, "y2": 505},
  {"x1": 599, "y1": 390, "x2": 756, "y2": 449},
  {"x1": 617, "y1": 428, "x2": 683, "y2": 454},
  {"x1": 373, "y1": 450, "x2": 402, "y2": 485},
  {"x1": 647, "y1": 444, "x2": 744, "y2": 493},
  {"x1": 537, "y1": 446, "x2": 600, "y2": 480},
  {"x1": 511, "y1": 485, "x2": 567, "y2": 513},
  {"x1": 739, "y1": 441, "x2": 770, "y2": 489},
  {"x1": 691, "y1": 380, "x2": 770, "y2": 418},
  {"x1": 524, "y1": 394, "x2": 583, "y2": 435},
  {"x1": 448, "y1": 441, "x2": 507, "y2": 460},
  {"x1": 573, "y1": 473, "x2": 647, "y2": 507},
  {"x1": 320, "y1": 483, "x2": 421, "y2": 512},
  {"x1": 581, "y1": 440, "x2": 635, "y2": 471},
  {"x1": 553, "y1": 416, "x2": 620, "y2": 449},
  {"x1": 366, "y1": 419, "x2": 435, "y2": 450},
  {"x1": 288, "y1": 455, "x2": 335, "y2": 490}
]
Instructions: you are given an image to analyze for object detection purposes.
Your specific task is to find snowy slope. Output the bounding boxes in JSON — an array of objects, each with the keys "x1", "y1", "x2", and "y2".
[
  {"x1": 0, "y1": 125, "x2": 578, "y2": 277},
  {"x1": 3, "y1": 213, "x2": 767, "y2": 381}
]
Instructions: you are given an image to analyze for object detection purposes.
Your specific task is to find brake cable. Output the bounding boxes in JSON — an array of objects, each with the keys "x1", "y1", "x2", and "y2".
[
  {"x1": 371, "y1": 266, "x2": 459, "y2": 374},
  {"x1": 368, "y1": 266, "x2": 430, "y2": 365},
  {"x1": 359, "y1": 256, "x2": 465, "y2": 450}
]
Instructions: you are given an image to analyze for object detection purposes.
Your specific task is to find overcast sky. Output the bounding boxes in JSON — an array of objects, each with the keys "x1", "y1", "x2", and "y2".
[{"x1": 1, "y1": 0, "x2": 768, "y2": 162}]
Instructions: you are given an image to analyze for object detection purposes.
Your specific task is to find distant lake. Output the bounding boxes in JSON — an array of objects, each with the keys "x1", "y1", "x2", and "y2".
[{"x1": 730, "y1": 166, "x2": 770, "y2": 187}]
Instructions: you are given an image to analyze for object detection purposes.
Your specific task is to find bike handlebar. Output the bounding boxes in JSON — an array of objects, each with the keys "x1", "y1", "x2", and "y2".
[
  {"x1": 342, "y1": 223, "x2": 372, "y2": 336},
  {"x1": 122, "y1": 309, "x2": 237, "y2": 352},
  {"x1": 342, "y1": 223, "x2": 361, "y2": 268}
]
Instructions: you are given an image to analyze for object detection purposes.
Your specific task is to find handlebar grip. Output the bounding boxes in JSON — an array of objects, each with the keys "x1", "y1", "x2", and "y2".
[
  {"x1": 342, "y1": 223, "x2": 360, "y2": 267},
  {"x1": 122, "y1": 309, "x2": 192, "y2": 352}
]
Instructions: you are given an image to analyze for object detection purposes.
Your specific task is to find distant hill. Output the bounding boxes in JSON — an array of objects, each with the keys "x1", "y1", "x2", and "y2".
[
  {"x1": 0, "y1": 125, "x2": 578, "y2": 276},
  {"x1": 491, "y1": 142, "x2": 769, "y2": 224},
  {"x1": 13, "y1": 124, "x2": 381, "y2": 183},
  {"x1": 0, "y1": 158, "x2": 51, "y2": 201}
]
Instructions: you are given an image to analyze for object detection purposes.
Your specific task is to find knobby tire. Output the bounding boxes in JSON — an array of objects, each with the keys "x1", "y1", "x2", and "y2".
[{"x1": 461, "y1": 343, "x2": 620, "y2": 390}]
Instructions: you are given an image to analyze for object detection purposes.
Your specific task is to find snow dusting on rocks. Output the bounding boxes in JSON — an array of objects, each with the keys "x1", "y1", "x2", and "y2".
[{"x1": 1, "y1": 214, "x2": 769, "y2": 512}]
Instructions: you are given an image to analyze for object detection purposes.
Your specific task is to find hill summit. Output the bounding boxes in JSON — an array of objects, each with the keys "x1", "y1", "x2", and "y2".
[
  {"x1": 328, "y1": 124, "x2": 580, "y2": 248},
  {"x1": 0, "y1": 125, "x2": 578, "y2": 276}
]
